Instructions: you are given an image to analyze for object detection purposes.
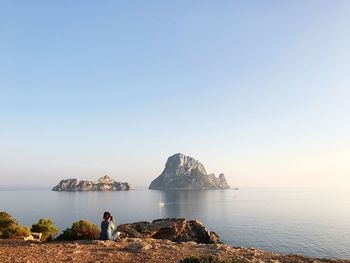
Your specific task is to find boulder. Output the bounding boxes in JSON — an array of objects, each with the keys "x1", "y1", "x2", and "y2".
[
  {"x1": 117, "y1": 218, "x2": 220, "y2": 244},
  {"x1": 24, "y1": 232, "x2": 42, "y2": 241}
]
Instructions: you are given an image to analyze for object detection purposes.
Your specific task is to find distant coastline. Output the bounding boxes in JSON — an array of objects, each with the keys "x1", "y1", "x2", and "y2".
[{"x1": 0, "y1": 187, "x2": 50, "y2": 191}]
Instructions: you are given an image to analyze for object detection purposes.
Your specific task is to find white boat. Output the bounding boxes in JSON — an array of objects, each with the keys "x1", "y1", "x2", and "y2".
[{"x1": 157, "y1": 194, "x2": 165, "y2": 206}]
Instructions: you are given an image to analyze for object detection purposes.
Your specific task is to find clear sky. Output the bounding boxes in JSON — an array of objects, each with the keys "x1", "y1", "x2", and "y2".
[{"x1": 1, "y1": 1, "x2": 350, "y2": 189}]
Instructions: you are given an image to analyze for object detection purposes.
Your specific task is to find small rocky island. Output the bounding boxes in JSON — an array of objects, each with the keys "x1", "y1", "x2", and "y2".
[
  {"x1": 52, "y1": 175, "x2": 132, "y2": 192},
  {"x1": 149, "y1": 153, "x2": 230, "y2": 190}
]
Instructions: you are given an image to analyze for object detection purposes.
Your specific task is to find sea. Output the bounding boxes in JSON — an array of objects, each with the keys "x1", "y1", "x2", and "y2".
[{"x1": 0, "y1": 188, "x2": 349, "y2": 260}]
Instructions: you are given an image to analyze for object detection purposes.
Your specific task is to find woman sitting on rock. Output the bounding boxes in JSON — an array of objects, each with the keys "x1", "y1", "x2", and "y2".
[{"x1": 100, "y1": 211, "x2": 115, "y2": 240}]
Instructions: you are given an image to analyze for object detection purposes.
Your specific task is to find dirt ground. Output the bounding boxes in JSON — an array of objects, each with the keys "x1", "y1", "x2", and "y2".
[{"x1": 0, "y1": 238, "x2": 348, "y2": 263}]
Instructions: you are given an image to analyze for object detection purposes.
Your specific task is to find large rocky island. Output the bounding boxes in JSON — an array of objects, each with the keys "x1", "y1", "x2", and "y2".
[
  {"x1": 52, "y1": 175, "x2": 132, "y2": 191},
  {"x1": 149, "y1": 153, "x2": 230, "y2": 190}
]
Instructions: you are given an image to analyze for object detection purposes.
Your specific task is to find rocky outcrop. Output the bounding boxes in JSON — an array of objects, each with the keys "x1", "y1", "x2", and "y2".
[
  {"x1": 149, "y1": 153, "x2": 230, "y2": 190},
  {"x1": 52, "y1": 175, "x2": 132, "y2": 192},
  {"x1": 117, "y1": 218, "x2": 220, "y2": 244}
]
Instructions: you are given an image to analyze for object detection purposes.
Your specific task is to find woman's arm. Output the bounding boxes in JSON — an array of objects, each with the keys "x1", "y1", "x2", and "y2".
[{"x1": 109, "y1": 221, "x2": 115, "y2": 230}]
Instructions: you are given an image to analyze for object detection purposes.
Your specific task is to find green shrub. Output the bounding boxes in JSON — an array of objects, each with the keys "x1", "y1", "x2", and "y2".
[
  {"x1": 31, "y1": 218, "x2": 59, "y2": 241},
  {"x1": 57, "y1": 220, "x2": 100, "y2": 240},
  {"x1": 180, "y1": 255, "x2": 229, "y2": 263},
  {"x1": 16, "y1": 226, "x2": 31, "y2": 237},
  {"x1": 58, "y1": 228, "x2": 75, "y2": 240},
  {"x1": 0, "y1": 211, "x2": 30, "y2": 238},
  {"x1": 0, "y1": 212, "x2": 15, "y2": 228}
]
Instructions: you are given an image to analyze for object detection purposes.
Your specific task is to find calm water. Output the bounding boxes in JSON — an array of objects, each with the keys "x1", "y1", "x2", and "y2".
[{"x1": 0, "y1": 188, "x2": 349, "y2": 259}]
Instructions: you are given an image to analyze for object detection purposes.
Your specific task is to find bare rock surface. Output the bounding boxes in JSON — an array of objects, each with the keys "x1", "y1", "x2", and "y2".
[
  {"x1": 117, "y1": 218, "x2": 220, "y2": 244},
  {"x1": 149, "y1": 153, "x2": 230, "y2": 190},
  {"x1": 126, "y1": 239, "x2": 153, "y2": 252},
  {"x1": 52, "y1": 175, "x2": 132, "y2": 191},
  {"x1": 0, "y1": 238, "x2": 348, "y2": 263}
]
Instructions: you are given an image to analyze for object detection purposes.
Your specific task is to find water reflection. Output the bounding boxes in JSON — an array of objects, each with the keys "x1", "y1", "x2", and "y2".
[{"x1": 154, "y1": 189, "x2": 230, "y2": 223}]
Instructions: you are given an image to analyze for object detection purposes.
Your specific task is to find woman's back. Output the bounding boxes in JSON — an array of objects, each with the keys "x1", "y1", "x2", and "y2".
[{"x1": 100, "y1": 220, "x2": 115, "y2": 240}]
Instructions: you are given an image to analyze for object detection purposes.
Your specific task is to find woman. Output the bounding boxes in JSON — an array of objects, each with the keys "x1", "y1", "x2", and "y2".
[{"x1": 100, "y1": 211, "x2": 115, "y2": 240}]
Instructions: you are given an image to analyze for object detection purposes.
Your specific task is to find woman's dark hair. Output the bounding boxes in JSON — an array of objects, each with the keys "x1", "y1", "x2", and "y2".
[{"x1": 103, "y1": 211, "x2": 111, "y2": 220}]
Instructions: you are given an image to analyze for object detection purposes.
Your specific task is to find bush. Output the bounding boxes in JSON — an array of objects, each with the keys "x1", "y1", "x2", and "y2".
[
  {"x1": 31, "y1": 218, "x2": 59, "y2": 241},
  {"x1": 180, "y1": 255, "x2": 229, "y2": 263},
  {"x1": 0, "y1": 211, "x2": 30, "y2": 238},
  {"x1": 57, "y1": 220, "x2": 100, "y2": 240},
  {"x1": 16, "y1": 226, "x2": 31, "y2": 237},
  {"x1": 0, "y1": 211, "x2": 16, "y2": 238},
  {"x1": 58, "y1": 228, "x2": 75, "y2": 240}
]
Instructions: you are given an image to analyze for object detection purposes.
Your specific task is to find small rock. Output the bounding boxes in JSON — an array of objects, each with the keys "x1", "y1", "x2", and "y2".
[
  {"x1": 126, "y1": 241, "x2": 152, "y2": 252},
  {"x1": 185, "y1": 241, "x2": 197, "y2": 246}
]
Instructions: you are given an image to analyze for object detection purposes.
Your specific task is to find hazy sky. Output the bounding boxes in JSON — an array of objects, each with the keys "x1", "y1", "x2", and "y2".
[{"x1": 1, "y1": 1, "x2": 350, "y2": 188}]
